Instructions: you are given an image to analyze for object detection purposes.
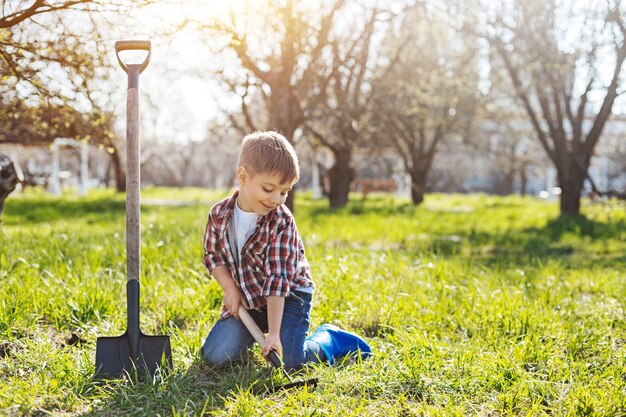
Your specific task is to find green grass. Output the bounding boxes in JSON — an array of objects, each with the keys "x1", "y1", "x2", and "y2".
[{"x1": 1, "y1": 188, "x2": 625, "y2": 416}]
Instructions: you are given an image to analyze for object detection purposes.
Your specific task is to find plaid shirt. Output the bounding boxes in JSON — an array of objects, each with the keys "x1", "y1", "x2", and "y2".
[{"x1": 203, "y1": 190, "x2": 314, "y2": 319}]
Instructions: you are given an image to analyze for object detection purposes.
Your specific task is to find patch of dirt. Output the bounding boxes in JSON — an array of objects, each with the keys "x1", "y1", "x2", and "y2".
[
  {"x1": 65, "y1": 333, "x2": 87, "y2": 347},
  {"x1": 0, "y1": 342, "x2": 14, "y2": 358}
]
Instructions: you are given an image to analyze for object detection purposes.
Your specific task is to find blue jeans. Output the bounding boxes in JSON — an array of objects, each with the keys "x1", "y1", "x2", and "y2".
[{"x1": 201, "y1": 291, "x2": 325, "y2": 370}]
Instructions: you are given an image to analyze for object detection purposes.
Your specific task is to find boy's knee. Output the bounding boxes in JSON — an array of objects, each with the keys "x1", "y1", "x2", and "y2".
[
  {"x1": 281, "y1": 351, "x2": 305, "y2": 371},
  {"x1": 201, "y1": 344, "x2": 234, "y2": 368}
]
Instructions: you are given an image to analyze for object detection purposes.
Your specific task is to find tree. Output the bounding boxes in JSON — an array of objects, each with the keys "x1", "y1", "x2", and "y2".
[
  {"x1": 304, "y1": 3, "x2": 389, "y2": 208},
  {"x1": 1, "y1": 1, "x2": 115, "y2": 116},
  {"x1": 372, "y1": 3, "x2": 481, "y2": 204},
  {"x1": 1, "y1": 0, "x2": 155, "y2": 192},
  {"x1": 484, "y1": 121, "x2": 544, "y2": 196},
  {"x1": 0, "y1": 98, "x2": 124, "y2": 190},
  {"x1": 193, "y1": 0, "x2": 347, "y2": 211},
  {"x1": 484, "y1": 0, "x2": 626, "y2": 215},
  {"x1": 140, "y1": 123, "x2": 240, "y2": 189},
  {"x1": 480, "y1": 84, "x2": 550, "y2": 196}
]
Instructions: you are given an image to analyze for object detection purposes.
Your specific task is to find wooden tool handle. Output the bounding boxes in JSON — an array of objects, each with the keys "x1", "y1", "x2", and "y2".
[
  {"x1": 116, "y1": 39, "x2": 150, "y2": 282},
  {"x1": 238, "y1": 306, "x2": 266, "y2": 346},
  {"x1": 126, "y1": 87, "x2": 140, "y2": 282},
  {"x1": 116, "y1": 39, "x2": 150, "y2": 352},
  {"x1": 238, "y1": 306, "x2": 282, "y2": 368}
]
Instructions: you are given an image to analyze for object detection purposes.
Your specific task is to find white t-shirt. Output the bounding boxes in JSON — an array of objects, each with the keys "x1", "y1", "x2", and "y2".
[
  {"x1": 230, "y1": 198, "x2": 314, "y2": 295},
  {"x1": 233, "y1": 199, "x2": 259, "y2": 262}
]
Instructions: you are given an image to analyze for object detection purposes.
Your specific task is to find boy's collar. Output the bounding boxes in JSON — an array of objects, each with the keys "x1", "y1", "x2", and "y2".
[
  {"x1": 223, "y1": 190, "x2": 239, "y2": 214},
  {"x1": 218, "y1": 189, "x2": 273, "y2": 224}
]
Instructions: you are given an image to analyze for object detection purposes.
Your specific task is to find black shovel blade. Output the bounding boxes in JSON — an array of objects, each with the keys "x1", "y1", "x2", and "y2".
[
  {"x1": 95, "y1": 332, "x2": 172, "y2": 378},
  {"x1": 272, "y1": 377, "x2": 319, "y2": 393},
  {"x1": 256, "y1": 377, "x2": 319, "y2": 394}
]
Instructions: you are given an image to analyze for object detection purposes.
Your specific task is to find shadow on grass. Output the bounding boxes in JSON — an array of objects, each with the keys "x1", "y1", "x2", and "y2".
[
  {"x1": 304, "y1": 196, "x2": 417, "y2": 219},
  {"x1": 6, "y1": 193, "x2": 624, "y2": 268},
  {"x1": 2, "y1": 196, "x2": 204, "y2": 226},
  {"x1": 79, "y1": 359, "x2": 275, "y2": 416},
  {"x1": 411, "y1": 214, "x2": 626, "y2": 267},
  {"x1": 542, "y1": 213, "x2": 621, "y2": 240},
  {"x1": 4, "y1": 197, "x2": 126, "y2": 225}
]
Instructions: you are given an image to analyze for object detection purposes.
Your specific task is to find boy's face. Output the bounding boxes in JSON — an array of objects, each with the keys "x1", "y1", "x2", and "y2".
[{"x1": 236, "y1": 167, "x2": 295, "y2": 215}]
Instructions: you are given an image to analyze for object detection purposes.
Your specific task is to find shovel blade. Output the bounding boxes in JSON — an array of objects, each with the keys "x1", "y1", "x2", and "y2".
[
  {"x1": 273, "y1": 377, "x2": 319, "y2": 392},
  {"x1": 95, "y1": 332, "x2": 172, "y2": 378},
  {"x1": 256, "y1": 377, "x2": 319, "y2": 394}
]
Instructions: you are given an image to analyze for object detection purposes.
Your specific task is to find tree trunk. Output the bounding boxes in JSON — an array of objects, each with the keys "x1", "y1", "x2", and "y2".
[
  {"x1": 557, "y1": 156, "x2": 588, "y2": 216},
  {"x1": 269, "y1": 84, "x2": 303, "y2": 213},
  {"x1": 494, "y1": 171, "x2": 515, "y2": 195},
  {"x1": 269, "y1": 92, "x2": 299, "y2": 140},
  {"x1": 558, "y1": 173, "x2": 586, "y2": 216},
  {"x1": 285, "y1": 190, "x2": 295, "y2": 212},
  {"x1": 110, "y1": 149, "x2": 125, "y2": 192},
  {"x1": 520, "y1": 164, "x2": 528, "y2": 196},
  {"x1": 328, "y1": 147, "x2": 353, "y2": 208},
  {"x1": 410, "y1": 168, "x2": 428, "y2": 205}
]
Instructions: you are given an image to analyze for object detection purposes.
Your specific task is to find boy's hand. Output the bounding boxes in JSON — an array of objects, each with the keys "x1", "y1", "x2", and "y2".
[
  {"x1": 210, "y1": 265, "x2": 248, "y2": 319},
  {"x1": 264, "y1": 296, "x2": 284, "y2": 360},
  {"x1": 223, "y1": 288, "x2": 248, "y2": 319},
  {"x1": 263, "y1": 331, "x2": 283, "y2": 359}
]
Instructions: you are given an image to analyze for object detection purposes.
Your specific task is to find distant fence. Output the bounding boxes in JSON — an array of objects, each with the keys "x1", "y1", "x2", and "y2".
[{"x1": 352, "y1": 178, "x2": 396, "y2": 198}]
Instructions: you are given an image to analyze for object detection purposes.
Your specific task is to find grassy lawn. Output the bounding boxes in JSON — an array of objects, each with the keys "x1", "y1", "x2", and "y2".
[{"x1": 1, "y1": 188, "x2": 625, "y2": 416}]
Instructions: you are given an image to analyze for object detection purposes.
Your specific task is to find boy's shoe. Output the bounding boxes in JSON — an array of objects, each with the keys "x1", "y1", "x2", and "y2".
[{"x1": 307, "y1": 324, "x2": 373, "y2": 365}]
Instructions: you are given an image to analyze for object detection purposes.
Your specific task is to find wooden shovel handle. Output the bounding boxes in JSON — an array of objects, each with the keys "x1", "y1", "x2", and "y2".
[
  {"x1": 238, "y1": 306, "x2": 282, "y2": 368},
  {"x1": 125, "y1": 87, "x2": 140, "y2": 282},
  {"x1": 116, "y1": 40, "x2": 150, "y2": 282},
  {"x1": 238, "y1": 306, "x2": 266, "y2": 346}
]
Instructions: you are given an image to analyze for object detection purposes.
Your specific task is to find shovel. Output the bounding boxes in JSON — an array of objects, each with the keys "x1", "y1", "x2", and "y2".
[
  {"x1": 238, "y1": 305, "x2": 318, "y2": 393},
  {"x1": 95, "y1": 40, "x2": 172, "y2": 378}
]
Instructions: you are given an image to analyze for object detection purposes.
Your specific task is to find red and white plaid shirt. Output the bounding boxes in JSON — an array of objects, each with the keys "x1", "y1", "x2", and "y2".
[{"x1": 203, "y1": 190, "x2": 315, "y2": 319}]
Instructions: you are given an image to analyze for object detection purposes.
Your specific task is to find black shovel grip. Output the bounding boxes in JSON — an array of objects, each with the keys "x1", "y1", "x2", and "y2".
[
  {"x1": 238, "y1": 306, "x2": 285, "y2": 368},
  {"x1": 267, "y1": 349, "x2": 282, "y2": 368}
]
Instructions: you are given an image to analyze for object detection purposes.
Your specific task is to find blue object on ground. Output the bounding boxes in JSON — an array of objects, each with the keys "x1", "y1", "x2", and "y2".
[{"x1": 306, "y1": 323, "x2": 373, "y2": 365}]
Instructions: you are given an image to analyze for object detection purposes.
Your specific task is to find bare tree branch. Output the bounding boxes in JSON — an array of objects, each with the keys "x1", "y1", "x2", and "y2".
[{"x1": 492, "y1": 39, "x2": 556, "y2": 162}]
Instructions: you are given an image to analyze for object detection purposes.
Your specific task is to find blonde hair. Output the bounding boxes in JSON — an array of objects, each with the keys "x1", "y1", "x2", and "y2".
[{"x1": 238, "y1": 131, "x2": 300, "y2": 184}]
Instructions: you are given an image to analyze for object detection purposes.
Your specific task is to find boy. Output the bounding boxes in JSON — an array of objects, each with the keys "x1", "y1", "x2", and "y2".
[{"x1": 201, "y1": 131, "x2": 372, "y2": 370}]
